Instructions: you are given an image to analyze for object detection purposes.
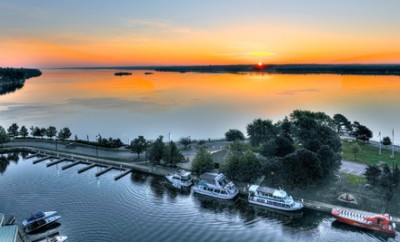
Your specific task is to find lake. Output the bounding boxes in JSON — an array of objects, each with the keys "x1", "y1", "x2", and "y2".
[
  {"x1": 0, "y1": 153, "x2": 397, "y2": 242},
  {"x1": 1, "y1": 69, "x2": 400, "y2": 142}
]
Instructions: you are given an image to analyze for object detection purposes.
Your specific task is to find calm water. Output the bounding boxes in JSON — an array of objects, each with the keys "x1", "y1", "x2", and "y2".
[
  {"x1": 1, "y1": 69, "x2": 400, "y2": 142},
  {"x1": 0, "y1": 153, "x2": 398, "y2": 242}
]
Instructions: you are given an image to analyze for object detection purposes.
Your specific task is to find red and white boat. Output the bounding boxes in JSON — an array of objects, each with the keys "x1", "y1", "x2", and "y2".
[{"x1": 331, "y1": 208, "x2": 397, "y2": 235}]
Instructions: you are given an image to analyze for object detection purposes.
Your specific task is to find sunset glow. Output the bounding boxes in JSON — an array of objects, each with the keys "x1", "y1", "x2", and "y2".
[{"x1": 1, "y1": 1, "x2": 400, "y2": 67}]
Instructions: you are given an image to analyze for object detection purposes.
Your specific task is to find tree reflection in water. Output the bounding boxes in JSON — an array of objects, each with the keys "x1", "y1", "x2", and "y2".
[{"x1": 0, "y1": 152, "x2": 20, "y2": 174}]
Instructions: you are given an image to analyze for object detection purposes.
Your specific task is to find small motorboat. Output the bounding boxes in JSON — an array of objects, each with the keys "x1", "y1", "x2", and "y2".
[
  {"x1": 331, "y1": 208, "x2": 397, "y2": 235},
  {"x1": 22, "y1": 211, "x2": 58, "y2": 226},
  {"x1": 165, "y1": 170, "x2": 193, "y2": 189},
  {"x1": 25, "y1": 215, "x2": 61, "y2": 234},
  {"x1": 39, "y1": 235, "x2": 68, "y2": 242}
]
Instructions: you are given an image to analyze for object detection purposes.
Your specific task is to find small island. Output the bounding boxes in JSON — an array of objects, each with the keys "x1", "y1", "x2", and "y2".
[
  {"x1": 114, "y1": 72, "x2": 132, "y2": 76},
  {"x1": 0, "y1": 67, "x2": 42, "y2": 95}
]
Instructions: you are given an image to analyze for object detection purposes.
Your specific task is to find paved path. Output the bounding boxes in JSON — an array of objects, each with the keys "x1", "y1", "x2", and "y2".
[{"x1": 340, "y1": 160, "x2": 368, "y2": 176}]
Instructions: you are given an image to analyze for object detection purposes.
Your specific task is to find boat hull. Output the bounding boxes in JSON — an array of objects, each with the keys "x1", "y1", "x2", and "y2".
[
  {"x1": 25, "y1": 215, "x2": 61, "y2": 234},
  {"x1": 192, "y1": 186, "x2": 238, "y2": 200},
  {"x1": 22, "y1": 211, "x2": 58, "y2": 227},
  {"x1": 331, "y1": 208, "x2": 397, "y2": 235},
  {"x1": 248, "y1": 198, "x2": 303, "y2": 211}
]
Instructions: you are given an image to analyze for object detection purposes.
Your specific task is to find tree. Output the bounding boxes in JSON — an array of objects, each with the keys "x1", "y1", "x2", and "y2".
[
  {"x1": 30, "y1": 126, "x2": 41, "y2": 138},
  {"x1": 19, "y1": 126, "x2": 28, "y2": 138},
  {"x1": 290, "y1": 110, "x2": 334, "y2": 129},
  {"x1": 179, "y1": 137, "x2": 192, "y2": 150},
  {"x1": 130, "y1": 136, "x2": 148, "y2": 159},
  {"x1": 392, "y1": 163, "x2": 400, "y2": 188},
  {"x1": 163, "y1": 141, "x2": 182, "y2": 166},
  {"x1": 58, "y1": 127, "x2": 72, "y2": 141},
  {"x1": 351, "y1": 121, "x2": 373, "y2": 142},
  {"x1": 46, "y1": 126, "x2": 57, "y2": 139},
  {"x1": 364, "y1": 165, "x2": 382, "y2": 186},
  {"x1": 382, "y1": 136, "x2": 392, "y2": 146},
  {"x1": 281, "y1": 148, "x2": 323, "y2": 186},
  {"x1": 246, "y1": 119, "x2": 278, "y2": 146},
  {"x1": 351, "y1": 143, "x2": 361, "y2": 161},
  {"x1": 333, "y1": 113, "x2": 351, "y2": 135},
  {"x1": 260, "y1": 136, "x2": 294, "y2": 158},
  {"x1": 148, "y1": 136, "x2": 165, "y2": 165},
  {"x1": 222, "y1": 150, "x2": 262, "y2": 183},
  {"x1": 7, "y1": 123, "x2": 19, "y2": 137},
  {"x1": 225, "y1": 129, "x2": 245, "y2": 141},
  {"x1": 0, "y1": 126, "x2": 10, "y2": 147},
  {"x1": 192, "y1": 145, "x2": 214, "y2": 174}
]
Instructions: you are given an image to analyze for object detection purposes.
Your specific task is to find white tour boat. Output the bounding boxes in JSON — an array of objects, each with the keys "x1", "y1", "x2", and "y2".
[
  {"x1": 248, "y1": 185, "x2": 303, "y2": 211},
  {"x1": 192, "y1": 173, "x2": 238, "y2": 199},
  {"x1": 165, "y1": 170, "x2": 193, "y2": 189}
]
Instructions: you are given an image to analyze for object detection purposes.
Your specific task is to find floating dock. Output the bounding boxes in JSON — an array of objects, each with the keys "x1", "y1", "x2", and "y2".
[
  {"x1": 114, "y1": 169, "x2": 133, "y2": 181},
  {"x1": 46, "y1": 158, "x2": 67, "y2": 167},
  {"x1": 78, "y1": 163, "x2": 96, "y2": 173},
  {"x1": 95, "y1": 166, "x2": 113, "y2": 177},
  {"x1": 32, "y1": 155, "x2": 52, "y2": 164},
  {"x1": 25, "y1": 153, "x2": 38, "y2": 159},
  {"x1": 61, "y1": 160, "x2": 81, "y2": 170}
]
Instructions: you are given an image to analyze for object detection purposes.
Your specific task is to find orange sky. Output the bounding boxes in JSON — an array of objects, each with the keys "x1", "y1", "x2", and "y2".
[{"x1": 1, "y1": 1, "x2": 400, "y2": 67}]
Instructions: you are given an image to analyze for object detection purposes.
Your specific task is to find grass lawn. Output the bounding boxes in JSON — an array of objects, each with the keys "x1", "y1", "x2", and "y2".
[{"x1": 341, "y1": 139, "x2": 400, "y2": 166}]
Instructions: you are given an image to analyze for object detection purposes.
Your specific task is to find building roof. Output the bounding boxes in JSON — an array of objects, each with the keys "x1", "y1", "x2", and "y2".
[{"x1": 0, "y1": 225, "x2": 18, "y2": 242}]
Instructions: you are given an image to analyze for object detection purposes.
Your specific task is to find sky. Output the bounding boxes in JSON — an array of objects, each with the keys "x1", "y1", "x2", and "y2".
[{"x1": 1, "y1": 0, "x2": 400, "y2": 67}]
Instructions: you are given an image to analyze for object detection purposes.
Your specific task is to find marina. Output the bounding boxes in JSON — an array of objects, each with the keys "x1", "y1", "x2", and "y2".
[{"x1": 1, "y1": 151, "x2": 400, "y2": 241}]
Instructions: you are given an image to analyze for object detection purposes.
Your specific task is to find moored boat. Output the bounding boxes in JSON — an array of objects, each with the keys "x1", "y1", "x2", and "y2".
[
  {"x1": 248, "y1": 185, "x2": 303, "y2": 211},
  {"x1": 331, "y1": 208, "x2": 397, "y2": 235},
  {"x1": 39, "y1": 235, "x2": 68, "y2": 242},
  {"x1": 25, "y1": 215, "x2": 61, "y2": 234},
  {"x1": 165, "y1": 170, "x2": 193, "y2": 189},
  {"x1": 22, "y1": 211, "x2": 58, "y2": 226},
  {"x1": 192, "y1": 172, "x2": 238, "y2": 200}
]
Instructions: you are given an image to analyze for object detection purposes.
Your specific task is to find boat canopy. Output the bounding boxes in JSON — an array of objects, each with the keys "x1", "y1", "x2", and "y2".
[
  {"x1": 273, "y1": 189, "x2": 288, "y2": 198},
  {"x1": 199, "y1": 172, "x2": 218, "y2": 184}
]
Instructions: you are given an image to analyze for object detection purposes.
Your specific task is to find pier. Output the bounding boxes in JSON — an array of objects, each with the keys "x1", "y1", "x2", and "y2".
[
  {"x1": 61, "y1": 160, "x2": 81, "y2": 170},
  {"x1": 25, "y1": 153, "x2": 38, "y2": 159},
  {"x1": 114, "y1": 169, "x2": 133, "y2": 181},
  {"x1": 95, "y1": 166, "x2": 113, "y2": 177},
  {"x1": 78, "y1": 163, "x2": 97, "y2": 173},
  {"x1": 46, "y1": 158, "x2": 67, "y2": 167},
  {"x1": 32, "y1": 155, "x2": 52, "y2": 164}
]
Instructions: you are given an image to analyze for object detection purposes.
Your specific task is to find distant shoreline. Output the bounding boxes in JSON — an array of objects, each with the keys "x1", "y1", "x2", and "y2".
[{"x1": 47, "y1": 64, "x2": 400, "y2": 75}]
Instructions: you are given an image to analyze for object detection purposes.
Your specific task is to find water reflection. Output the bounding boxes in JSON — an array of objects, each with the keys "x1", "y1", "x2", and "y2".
[
  {"x1": 0, "y1": 81, "x2": 24, "y2": 95},
  {"x1": 0, "y1": 152, "x2": 19, "y2": 174}
]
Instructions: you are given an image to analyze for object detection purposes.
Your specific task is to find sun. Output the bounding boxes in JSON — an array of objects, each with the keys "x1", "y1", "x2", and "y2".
[{"x1": 257, "y1": 61, "x2": 263, "y2": 66}]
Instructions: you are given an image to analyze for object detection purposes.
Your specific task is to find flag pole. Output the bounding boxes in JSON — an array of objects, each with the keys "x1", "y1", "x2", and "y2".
[
  {"x1": 379, "y1": 131, "x2": 381, "y2": 155},
  {"x1": 392, "y1": 129, "x2": 395, "y2": 158}
]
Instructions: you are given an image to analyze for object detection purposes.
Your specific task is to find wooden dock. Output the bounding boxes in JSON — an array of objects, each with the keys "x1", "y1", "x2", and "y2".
[
  {"x1": 61, "y1": 160, "x2": 81, "y2": 170},
  {"x1": 25, "y1": 153, "x2": 38, "y2": 159},
  {"x1": 95, "y1": 166, "x2": 113, "y2": 177},
  {"x1": 78, "y1": 163, "x2": 96, "y2": 173},
  {"x1": 32, "y1": 155, "x2": 52, "y2": 164},
  {"x1": 46, "y1": 158, "x2": 67, "y2": 167},
  {"x1": 114, "y1": 169, "x2": 133, "y2": 181}
]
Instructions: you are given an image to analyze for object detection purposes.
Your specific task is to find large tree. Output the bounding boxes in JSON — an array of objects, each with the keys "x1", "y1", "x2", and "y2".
[
  {"x1": 46, "y1": 126, "x2": 57, "y2": 139},
  {"x1": 0, "y1": 126, "x2": 10, "y2": 147},
  {"x1": 30, "y1": 126, "x2": 41, "y2": 138},
  {"x1": 179, "y1": 137, "x2": 192, "y2": 150},
  {"x1": 19, "y1": 126, "x2": 29, "y2": 138},
  {"x1": 163, "y1": 141, "x2": 182, "y2": 166},
  {"x1": 333, "y1": 113, "x2": 352, "y2": 135},
  {"x1": 364, "y1": 165, "x2": 382, "y2": 186},
  {"x1": 282, "y1": 148, "x2": 323, "y2": 186},
  {"x1": 7, "y1": 123, "x2": 19, "y2": 137},
  {"x1": 260, "y1": 136, "x2": 294, "y2": 158},
  {"x1": 222, "y1": 150, "x2": 262, "y2": 183},
  {"x1": 290, "y1": 109, "x2": 334, "y2": 129},
  {"x1": 225, "y1": 129, "x2": 245, "y2": 141},
  {"x1": 148, "y1": 136, "x2": 165, "y2": 165},
  {"x1": 352, "y1": 121, "x2": 373, "y2": 142},
  {"x1": 130, "y1": 136, "x2": 148, "y2": 159},
  {"x1": 246, "y1": 119, "x2": 278, "y2": 146},
  {"x1": 58, "y1": 127, "x2": 72, "y2": 141},
  {"x1": 192, "y1": 145, "x2": 214, "y2": 174}
]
